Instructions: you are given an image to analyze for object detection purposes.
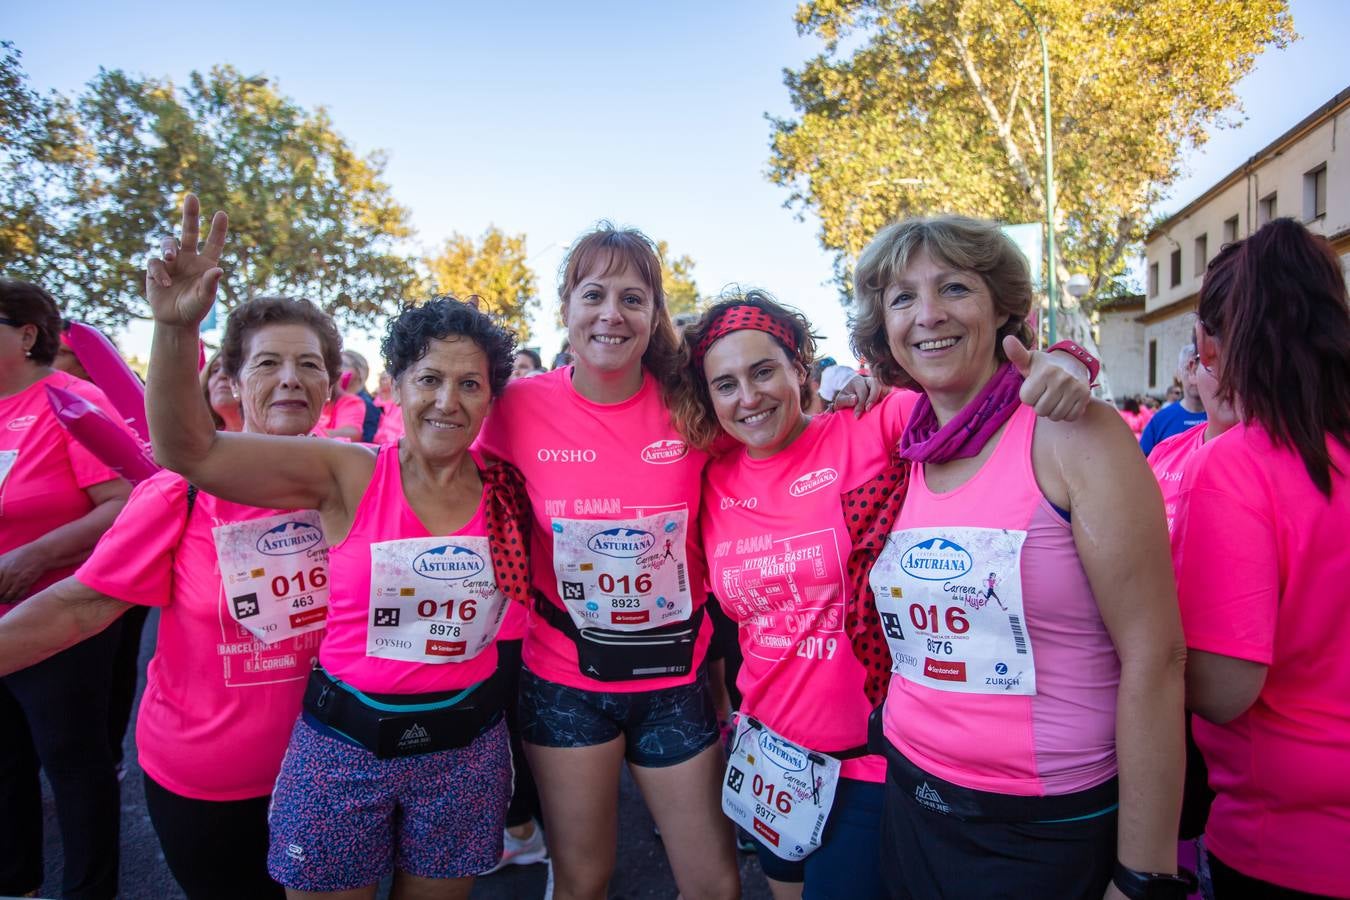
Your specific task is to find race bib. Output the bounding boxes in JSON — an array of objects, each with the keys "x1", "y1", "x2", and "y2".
[
  {"x1": 870, "y1": 526, "x2": 1035, "y2": 695},
  {"x1": 721, "y1": 714, "x2": 840, "y2": 861},
  {"x1": 0, "y1": 450, "x2": 16, "y2": 491},
  {"x1": 212, "y1": 511, "x2": 330, "y2": 644},
  {"x1": 551, "y1": 509, "x2": 691, "y2": 632},
  {"x1": 367, "y1": 536, "x2": 509, "y2": 664}
]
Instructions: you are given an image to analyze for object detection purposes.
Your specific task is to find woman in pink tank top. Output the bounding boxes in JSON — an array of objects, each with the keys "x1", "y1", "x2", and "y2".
[
  {"x1": 663, "y1": 290, "x2": 1093, "y2": 900},
  {"x1": 853, "y1": 215, "x2": 1190, "y2": 900},
  {"x1": 1174, "y1": 219, "x2": 1350, "y2": 898},
  {"x1": 140, "y1": 196, "x2": 532, "y2": 900}
]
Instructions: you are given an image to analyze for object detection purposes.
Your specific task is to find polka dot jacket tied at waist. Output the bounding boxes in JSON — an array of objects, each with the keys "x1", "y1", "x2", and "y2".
[{"x1": 840, "y1": 450, "x2": 910, "y2": 706}]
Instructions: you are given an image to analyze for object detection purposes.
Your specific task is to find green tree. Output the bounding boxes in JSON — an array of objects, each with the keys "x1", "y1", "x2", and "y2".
[
  {"x1": 769, "y1": 0, "x2": 1293, "y2": 355},
  {"x1": 62, "y1": 65, "x2": 418, "y2": 329},
  {"x1": 425, "y1": 227, "x2": 539, "y2": 341},
  {"x1": 0, "y1": 42, "x2": 88, "y2": 296},
  {"x1": 657, "y1": 240, "x2": 702, "y2": 317}
]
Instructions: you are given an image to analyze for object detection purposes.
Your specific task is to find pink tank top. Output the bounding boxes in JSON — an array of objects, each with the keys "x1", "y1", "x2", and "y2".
[
  {"x1": 320, "y1": 444, "x2": 501, "y2": 694},
  {"x1": 877, "y1": 405, "x2": 1119, "y2": 796}
]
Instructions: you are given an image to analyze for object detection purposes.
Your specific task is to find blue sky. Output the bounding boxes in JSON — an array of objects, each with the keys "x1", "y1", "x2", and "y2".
[{"x1": 7, "y1": 0, "x2": 1348, "y2": 370}]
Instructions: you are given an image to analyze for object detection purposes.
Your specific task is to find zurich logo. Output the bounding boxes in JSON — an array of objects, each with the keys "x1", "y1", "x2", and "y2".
[
  {"x1": 411, "y1": 544, "x2": 486, "y2": 581},
  {"x1": 586, "y1": 527, "x2": 655, "y2": 559},
  {"x1": 995, "y1": 663, "x2": 1008, "y2": 675},
  {"x1": 256, "y1": 520, "x2": 324, "y2": 557},
  {"x1": 899, "y1": 537, "x2": 973, "y2": 581},
  {"x1": 758, "y1": 732, "x2": 808, "y2": 772}
]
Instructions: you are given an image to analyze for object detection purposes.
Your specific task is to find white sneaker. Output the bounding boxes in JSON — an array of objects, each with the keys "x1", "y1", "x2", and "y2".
[
  {"x1": 484, "y1": 821, "x2": 549, "y2": 874},
  {"x1": 543, "y1": 858, "x2": 554, "y2": 900}
]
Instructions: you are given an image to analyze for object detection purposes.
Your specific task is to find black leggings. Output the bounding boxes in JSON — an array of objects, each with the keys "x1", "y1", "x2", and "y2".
[
  {"x1": 497, "y1": 638, "x2": 541, "y2": 828},
  {"x1": 0, "y1": 620, "x2": 122, "y2": 900},
  {"x1": 143, "y1": 775, "x2": 284, "y2": 900}
]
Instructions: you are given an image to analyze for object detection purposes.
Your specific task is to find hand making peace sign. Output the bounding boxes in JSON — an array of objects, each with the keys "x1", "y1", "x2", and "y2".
[{"x1": 146, "y1": 193, "x2": 229, "y2": 328}]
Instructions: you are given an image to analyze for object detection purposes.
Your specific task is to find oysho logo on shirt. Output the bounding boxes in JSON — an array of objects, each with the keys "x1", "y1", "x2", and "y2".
[
  {"x1": 899, "y1": 537, "x2": 973, "y2": 581},
  {"x1": 788, "y1": 468, "x2": 838, "y2": 497},
  {"x1": 641, "y1": 439, "x2": 688, "y2": 464},
  {"x1": 7, "y1": 415, "x2": 36, "y2": 431},
  {"x1": 412, "y1": 544, "x2": 486, "y2": 580},
  {"x1": 536, "y1": 448, "x2": 597, "y2": 463},
  {"x1": 255, "y1": 520, "x2": 324, "y2": 556}
]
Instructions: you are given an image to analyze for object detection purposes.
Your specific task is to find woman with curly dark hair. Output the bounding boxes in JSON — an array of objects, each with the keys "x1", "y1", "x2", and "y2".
[
  {"x1": 143, "y1": 195, "x2": 533, "y2": 900},
  {"x1": 1173, "y1": 217, "x2": 1350, "y2": 898}
]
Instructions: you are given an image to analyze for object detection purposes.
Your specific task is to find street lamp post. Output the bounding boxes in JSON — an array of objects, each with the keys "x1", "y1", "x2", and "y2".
[{"x1": 1010, "y1": 0, "x2": 1057, "y2": 344}]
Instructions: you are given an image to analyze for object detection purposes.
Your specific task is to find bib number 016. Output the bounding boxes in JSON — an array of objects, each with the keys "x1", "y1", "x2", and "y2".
[
  {"x1": 596, "y1": 573, "x2": 652, "y2": 594},
  {"x1": 417, "y1": 598, "x2": 478, "y2": 621},
  {"x1": 752, "y1": 773, "x2": 793, "y2": 815},
  {"x1": 271, "y1": 567, "x2": 327, "y2": 598}
]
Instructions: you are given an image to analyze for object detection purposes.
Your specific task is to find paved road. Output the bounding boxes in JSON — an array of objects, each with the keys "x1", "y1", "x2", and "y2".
[{"x1": 37, "y1": 610, "x2": 774, "y2": 899}]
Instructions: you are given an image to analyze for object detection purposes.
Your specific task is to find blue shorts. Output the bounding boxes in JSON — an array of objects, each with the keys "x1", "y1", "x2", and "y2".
[
  {"x1": 752, "y1": 777, "x2": 886, "y2": 900},
  {"x1": 267, "y1": 717, "x2": 511, "y2": 891},
  {"x1": 519, "y1": 666, "x2": 719, "y2": 768}
]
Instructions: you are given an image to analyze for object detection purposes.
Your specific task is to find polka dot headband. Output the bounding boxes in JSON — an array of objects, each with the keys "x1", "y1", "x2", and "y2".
[{"x1": 693, "y1": 304, "x2": 799, "y2": 368}]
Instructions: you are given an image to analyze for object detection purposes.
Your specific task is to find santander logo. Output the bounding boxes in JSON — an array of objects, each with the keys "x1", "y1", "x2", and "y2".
[
  {"x1": 7, "y1": 415, "x2": 37, "y2": 431},
  {"x1": 641, "y1": 439, "x2": 688, "y2": 465},
  {"x1": 788, "y1": 468, "x2": 838, "y2": 497}
]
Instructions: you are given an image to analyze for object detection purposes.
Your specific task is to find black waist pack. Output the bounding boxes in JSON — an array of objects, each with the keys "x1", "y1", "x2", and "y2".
[
  {"x1": 302, "y1": 664, "x2": 506, "y2": 759},
  {"x1": 534, "y1": 590, "x2": 704, "y2": 682}
]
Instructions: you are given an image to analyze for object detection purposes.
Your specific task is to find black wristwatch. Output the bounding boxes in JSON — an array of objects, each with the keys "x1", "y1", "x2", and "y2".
[{"x1": 1112, "y1": 861, "x2": 1198, "y2": 900}]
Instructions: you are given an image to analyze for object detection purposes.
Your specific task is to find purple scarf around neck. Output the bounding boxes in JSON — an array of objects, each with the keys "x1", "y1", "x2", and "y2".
[{"x1": 898, "y1": 362, "x2": 1024, "y2": 463}]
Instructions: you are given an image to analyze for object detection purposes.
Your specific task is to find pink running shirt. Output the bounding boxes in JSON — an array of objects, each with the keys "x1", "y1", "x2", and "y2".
[
  {"x1": 1, "y1": 371, "x2": 126, "y2": 612},
  {"x1": 321, "y1": 444, "x2": 503, "y2": 694},
  {"x1": 879, "y1": 406, "x2": 1120, "y2": 796},
  {"x1": 76, "y1": 471, "x2": 322, "y2": 800},
  {"x1": 1171, "y1": 424, "x2": 1350, "y2": 897},
  {"x1": 319, "y1": 392, "x2": 365, "y2": 436},
  {"x1": 702, "y1": 390, "x2": 915, "y2": 782},
  {"x1": 1147, "y1": 422, "x2": 1206, "y2": 533},
  {"x1": 476, "y1": 367, "x2": 711, "y2": 692}
]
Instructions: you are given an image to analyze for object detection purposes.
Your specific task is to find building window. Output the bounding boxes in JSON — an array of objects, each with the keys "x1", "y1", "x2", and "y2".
[
  {"x1": 1148, "y1": 339, "x2": 1158, "y2": 389},
  {"x1": 1195, "y1": 234, "x2": 1208, "y2": 273},
  {"x1": 1170, "y1": 248, "x2": 1182, "y2": 287},
  {"x1": 1223, "y1": 215, "x2": 1239, "y2": 244},
  {"x1": 1259, "y1": 192, "x2": 1277, "y2": 226},
  {"x1": 1304, "y1": 164, "x2": 1328, "y2": 221},
  {"x1": 1148, "y1": 262, "x2": 1159, "y2": 298}
]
